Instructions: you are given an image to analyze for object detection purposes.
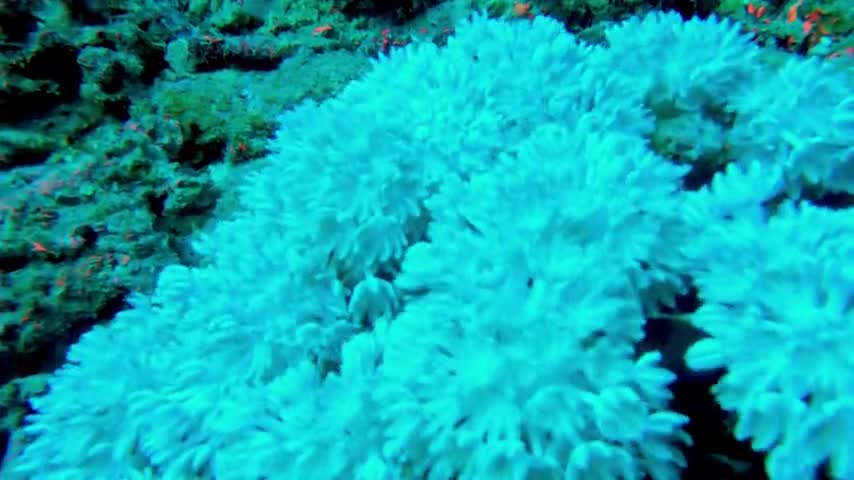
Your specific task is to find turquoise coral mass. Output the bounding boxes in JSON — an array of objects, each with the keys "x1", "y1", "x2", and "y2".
[{"x1": 8, "y1": 10, "x2": 853, "y2": 480}]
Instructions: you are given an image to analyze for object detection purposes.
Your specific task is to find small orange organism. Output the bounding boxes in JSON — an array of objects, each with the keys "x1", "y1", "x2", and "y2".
[{"x1": 513, "y1": 2, "x2": 533, "y2": 18}]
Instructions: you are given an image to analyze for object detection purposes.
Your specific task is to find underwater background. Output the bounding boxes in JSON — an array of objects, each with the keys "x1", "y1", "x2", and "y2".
[{"x1": 0, "y1": 0, "x2": 852, "y2": 478}]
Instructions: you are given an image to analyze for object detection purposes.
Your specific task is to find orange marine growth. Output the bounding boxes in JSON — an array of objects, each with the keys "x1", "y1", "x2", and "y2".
[
  {"x1": 513, "y1": 2, "x2": 533, "y2": 17},
  {"x1": 312, "y1": 24, "x2": 333, "y2": 36},
  {"x1": 786, "y1": 0, "x2": 802, "y2": 23}
]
